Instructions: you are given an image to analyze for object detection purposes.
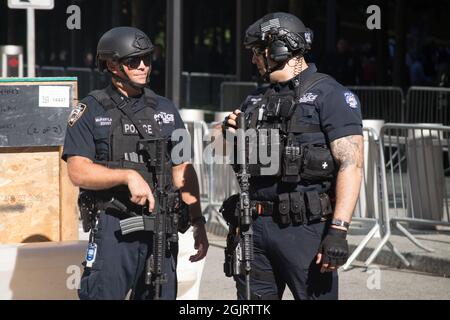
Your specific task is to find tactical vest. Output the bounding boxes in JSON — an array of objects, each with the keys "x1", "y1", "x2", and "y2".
[
  {"x1": 88, "y1": 86, "x2": 172, "y2": 198},
  {"x1": 242, "y1": 73, "x2": 336, "y2": 184}
]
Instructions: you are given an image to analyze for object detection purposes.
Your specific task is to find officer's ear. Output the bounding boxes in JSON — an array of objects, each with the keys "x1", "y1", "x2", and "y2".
[{"x1": 106, "y1": 60, "x2": 120, "y2": 73}]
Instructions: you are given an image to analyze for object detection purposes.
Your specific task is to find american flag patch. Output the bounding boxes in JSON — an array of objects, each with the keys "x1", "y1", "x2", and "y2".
[{"x1": 261, "y1": 18, "x2": 281, "y2": 32}]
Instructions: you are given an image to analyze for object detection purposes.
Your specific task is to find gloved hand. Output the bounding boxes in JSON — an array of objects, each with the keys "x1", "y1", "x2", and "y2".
[
  {"x1": 222, "y1": 109, "x2": 242, "y2": 137},
  {"x1": 316, "y1": 227, "x2": 349, "y2": 272}
]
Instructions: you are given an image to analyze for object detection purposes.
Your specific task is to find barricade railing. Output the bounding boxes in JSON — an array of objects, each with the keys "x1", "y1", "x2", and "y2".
[
  {"x1": 182, "y1": 119, "x2": 235, "y2": 229},
  {"x1": 343, "y1": 127, "x2": 386, "y2": 269},
  {"x1": 181, "y1": 72, "x2": 236, "y2": 109},
  {"x1": 65, "y1": 67, "x2": 94, "y2": 99},
  {"x1": 220, "y1": 81, "x2": 257, "y2": 111},
  {"x1": 33, "y1": 67, "x2": 450, "y2": 126},
  {"x1": 38, "y1": 66, "x2": 66, "y2": 77},
  {"x1": 182, "y1": 120, "x2": 210, "y2": 204},
  {"x1": 360, "y1": 123, "x2": 450, "y2": 267},
  {"x1": 189, "y1": 121, "x2": 449, "y2": 266},
  {"x1": 348, "y1": 86, "x2": 404, "y2": 123},
  {"x1": 405, "y1": 86, "x2": 450, "y2": 125},
  {"x1": 200, "y1": 121, "x2": 239, "y2": 228}
]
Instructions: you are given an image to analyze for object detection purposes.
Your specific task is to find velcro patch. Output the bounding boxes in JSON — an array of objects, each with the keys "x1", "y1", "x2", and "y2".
[
  {"x1": 121, "y1": 119, "x2": 153, "y2": 135},
  {"x1": 94, "y1": 116, "x2": 112, "y2": 126},
  {"x1": 68, "y1": 103, "x2": 87, "y2": 126},
  {"x1": 299, "y1": 92, "x2": 318, "y2": 103},
  {"x1": 154, "y1": 112, "x2": 174, "y2": 124}
]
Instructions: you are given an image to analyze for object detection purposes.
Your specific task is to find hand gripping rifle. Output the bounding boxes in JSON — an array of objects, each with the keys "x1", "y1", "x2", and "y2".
[{"x1": 86, "y1": 137, "x2": 186, "y2": 300}]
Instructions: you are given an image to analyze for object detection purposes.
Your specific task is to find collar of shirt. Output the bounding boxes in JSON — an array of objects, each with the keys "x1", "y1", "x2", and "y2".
[
  {"x1": 110, "y1": 84, "x2": 146, "y2": 112},
  {"x1": 271, "y1": 63, "x2": 317, "y2": 92},
  {"x1": 110, "y1": 84, "x2": 143, "y2": 101}
]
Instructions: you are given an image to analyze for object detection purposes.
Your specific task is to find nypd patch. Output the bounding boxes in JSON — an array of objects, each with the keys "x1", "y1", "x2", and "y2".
[
  {"x1": 68, "y1": 103, "x2": 87, "y2": 126},
  {"x1": 344, "y1": 92, "x2": 358, "y2": 109}
]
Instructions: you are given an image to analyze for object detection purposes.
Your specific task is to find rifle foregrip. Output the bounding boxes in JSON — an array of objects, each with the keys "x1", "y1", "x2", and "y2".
[{"x1": 237, "y1": 112, "x2": 246, "y2": 131}]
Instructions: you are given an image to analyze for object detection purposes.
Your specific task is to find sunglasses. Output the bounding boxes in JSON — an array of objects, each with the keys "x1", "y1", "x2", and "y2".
[{"x1": 121, "y1": 54, "x2": 152, "y2": 69}]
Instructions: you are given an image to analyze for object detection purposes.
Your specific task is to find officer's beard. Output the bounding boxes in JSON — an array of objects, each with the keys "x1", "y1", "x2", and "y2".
[
  {"x1": 265, "y1": 56, "x2": 304, "y2": 83},
  {"x1": 261, "y1": 55, "x2": 287, "y2": 83}
]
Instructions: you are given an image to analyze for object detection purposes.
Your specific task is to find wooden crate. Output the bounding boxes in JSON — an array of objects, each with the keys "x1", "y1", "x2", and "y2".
[{"x1": 0, "y1": 146, "x2": 78, "y2": 243}]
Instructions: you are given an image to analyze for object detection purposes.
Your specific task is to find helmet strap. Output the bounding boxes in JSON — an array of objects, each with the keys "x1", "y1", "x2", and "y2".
[
  {"x1": 261, "y1": 53, "x2": 286, "y2": 82},
  {"x1": 108, "y1": 63, "x2": 148, "y2": 91}
]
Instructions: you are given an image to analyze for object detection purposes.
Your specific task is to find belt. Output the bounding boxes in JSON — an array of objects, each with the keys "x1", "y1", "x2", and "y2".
[
  {"x1": 251, "y1": 192, "x2": 333, "y2": 222},
  {"x1": 252, "y1": 200, "x2": 276, "y2": 216}
]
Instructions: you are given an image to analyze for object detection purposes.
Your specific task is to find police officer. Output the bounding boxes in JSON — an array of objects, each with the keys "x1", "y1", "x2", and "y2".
[
  {"x1": 221, "y1": 12, "x2": 363, "y2": 300},
  {"x1": 62, "y1": 27, "x2": 208, "y2": 300}
]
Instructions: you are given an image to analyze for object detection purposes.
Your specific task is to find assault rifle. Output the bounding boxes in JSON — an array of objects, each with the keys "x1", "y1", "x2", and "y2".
[{"x1": 222, "y1": 113, "x2": 254, "y2": 300}]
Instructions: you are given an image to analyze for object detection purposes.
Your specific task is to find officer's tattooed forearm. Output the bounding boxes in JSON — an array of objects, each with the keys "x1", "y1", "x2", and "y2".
[{"x1": 330, "y1": 135, "x2": 363, "y2": 172}]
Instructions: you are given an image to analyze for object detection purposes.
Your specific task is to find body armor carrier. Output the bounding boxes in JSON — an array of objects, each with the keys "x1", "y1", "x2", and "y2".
[
  {"x1": 78, "y1": 86, "x2": 189, "y2": 234},
  {"x1": 241, "y1": 73, "x2": 336, "y2": 184}
]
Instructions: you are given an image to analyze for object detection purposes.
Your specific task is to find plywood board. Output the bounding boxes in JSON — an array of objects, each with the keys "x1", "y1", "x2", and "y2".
[
  {"x1": 59, "y1": 147, "x2": 79, "y2": 241},
  {"x1": 0, "y1": 147, "x2": 78, "y2": 243}
]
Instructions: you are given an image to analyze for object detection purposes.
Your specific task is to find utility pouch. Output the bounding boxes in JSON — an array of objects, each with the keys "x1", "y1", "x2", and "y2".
[
  {"x1": 300, "y1": 144, "x2": 335, "y2": 181},
  {"x1": 319, "y1": 193, "x2": 333, "y2": 217},
  {"x1": 264, "y1": 93, "x2": 295, "y2": 119},
  {"x1": 289, "y1": 192, "x2": 306, "y2": 225},
  {"x1": 220, "y1": 194, "x2": 240, "y2": 226},
  {"x1": 278, "y1": 193, "x2": 291, "y2": 225},
  {"x1": 282, "y1": 137, "x2": 302, "y2": 183},
  {"x1": 224, "y1": 232, "x2": 237, "y2": 277},
  {"x1": 305, "y1": 190, "x2": 322, "y2": 222},
  {"x1": 78, "y1": 191, "x2": 98, "y2": 232}
]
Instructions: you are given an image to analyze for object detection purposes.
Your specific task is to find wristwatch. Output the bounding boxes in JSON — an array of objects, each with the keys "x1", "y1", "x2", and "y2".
[
  {"x1": 191, "y1": 216, "x2": 206, "y2": 226},
  {"x1": 331, "y1": 219, "x2": 350, "y2": 230}
]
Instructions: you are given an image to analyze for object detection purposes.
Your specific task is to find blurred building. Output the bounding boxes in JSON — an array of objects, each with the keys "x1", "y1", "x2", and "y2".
[{"x1": 1, "y1": 0, "x2": 449, "y2": 88}]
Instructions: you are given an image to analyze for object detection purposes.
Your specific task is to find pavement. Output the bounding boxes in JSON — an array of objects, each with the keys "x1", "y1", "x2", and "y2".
[
  {"x1": 345, "y1": 221, "x2": 450, "y2": 278},
  {"x1": 200, "y1": 221, "x2": 450, "y2": 300},
  {"x1": 78, "y1": 220, "x2": 450, "y2": 299}
]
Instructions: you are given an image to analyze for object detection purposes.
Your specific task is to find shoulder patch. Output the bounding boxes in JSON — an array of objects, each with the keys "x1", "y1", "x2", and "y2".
[
  {"x1": 154, "y1": 112, "x2": 175, "y2": 124},
  {"x1": 344, "y1": 92, "x2": 358, "y2": 109},
  {"x1": 68, "y1": 103, "x2": 87, "y2": 126}
]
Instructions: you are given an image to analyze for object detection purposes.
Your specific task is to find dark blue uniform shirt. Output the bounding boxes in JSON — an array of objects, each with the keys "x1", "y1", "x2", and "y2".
[
  {"x1": 241, "y1": 63, "x2": 363, "y2": 200},
  {"x1": 62, "y1": 88, "x2": 186, "y2": 163}
]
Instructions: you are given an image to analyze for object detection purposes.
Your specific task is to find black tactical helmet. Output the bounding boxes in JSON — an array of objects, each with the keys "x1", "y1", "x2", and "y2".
[
  {"x1": 96, "y1": 26, "x2": 154, "y2": 72},
  {"x1": 244, "y1": 12, "x2": 313, "y2": 63}
]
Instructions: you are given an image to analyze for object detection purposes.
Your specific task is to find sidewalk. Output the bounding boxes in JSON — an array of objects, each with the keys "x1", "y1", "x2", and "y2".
[
  {"x1": 346, "y1": 222, "x2": 450, "y2": 277},
  {"x1": 201, "y1": 223, "x2": 450, "y2": 299},
  {"x1": 206, "y1": 221, "x2": 450, "y2": 278}
]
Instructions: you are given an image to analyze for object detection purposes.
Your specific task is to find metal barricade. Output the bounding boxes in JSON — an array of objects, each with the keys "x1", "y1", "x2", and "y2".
[
  {"x1": 406, "y1": 87, "x2": 450, "y2": 125},
  {"x1": 38, "y1": 66, "x2": 66, "y2": 77},
  {"x1": 182, "y1": 120, "x2": 210, "y2": 205},
  {"x1": 92, "y1": 69, "x2": 111, "y2": 89},
  {"x1": 360, "y1": 123, "x2": 450, "y2": 267},
  {"x1": 181, "y1": 72, "x2": 236, "y2": 109},
  {"x1": 220, "y1": 81, "x2": 257, "y2": 111},
  {"x1": 348, "y1": 86, "x2": 404, "y2": 122},
  {"x1": 200, "y1": 121, "x2": 239, "y2": 229},
  {"x1": 65, "y1": 67, "x2": 94, "y2": 99},
  {"x1": 343, "y1": 127, "x2": 385, "y2": 269}
]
